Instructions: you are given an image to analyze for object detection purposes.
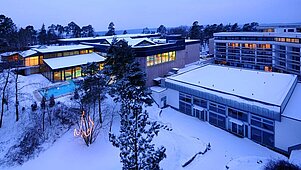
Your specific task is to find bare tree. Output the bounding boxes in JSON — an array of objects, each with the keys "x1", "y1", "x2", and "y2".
[{"x1": 0, "y1": 69, "x2": 10, "y2": 128}]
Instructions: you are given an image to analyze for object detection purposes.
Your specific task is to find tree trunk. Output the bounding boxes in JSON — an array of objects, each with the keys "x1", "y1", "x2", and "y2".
[
  {"x1": 0, "y1": 71, "x2": 10, "y2": 128},
  {"x1": 42, "y1": 110, "x2": 45, "y2": 131},
  {"x1": 15, "y1": 70, "x2": 19, "y2": 122},
  {"x1": 98, "y1": 95, "x2": 102, "y2": 124},
  {"x1": 48, "y1": 109, "x2": 52, "y2": 126}
]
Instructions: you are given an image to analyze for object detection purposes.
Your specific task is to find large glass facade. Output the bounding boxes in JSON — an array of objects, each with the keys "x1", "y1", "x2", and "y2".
[
  {"x1": 176, "y1": 91, "x2": 277, "y2": 148},
  {"x1": 146, "y1": 51, "x2": 176, "y2": 66},
  {"x1": 250, "y1": 115, "x2": 274, "y2": 147}
]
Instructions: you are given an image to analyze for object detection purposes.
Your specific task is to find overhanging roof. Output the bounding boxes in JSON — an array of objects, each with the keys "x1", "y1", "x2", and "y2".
[{"x1": 43, "y1": 52, "x2": 105, "y2": 70}]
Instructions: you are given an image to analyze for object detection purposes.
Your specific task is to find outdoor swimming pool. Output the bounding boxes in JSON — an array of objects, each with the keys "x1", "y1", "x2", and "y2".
[{"x1": 39, "y1": 81, "x2": 76, "y2": 99}]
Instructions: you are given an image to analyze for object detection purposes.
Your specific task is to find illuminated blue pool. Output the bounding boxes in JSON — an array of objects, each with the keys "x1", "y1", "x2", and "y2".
[{"x1": 39, "y1": 81, "x2": 76, "y2": 100}]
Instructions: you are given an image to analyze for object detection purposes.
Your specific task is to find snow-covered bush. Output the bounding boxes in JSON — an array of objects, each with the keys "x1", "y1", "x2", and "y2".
[
  {"x1": 31, "y1": 102, "x2": 37, "y2": 111},
  {"x1": 264, "y1": 160, "x2": 301, "y2": 170},
  {"x1": 2, "y1": 125, "x2": 44, "y2": 166}
]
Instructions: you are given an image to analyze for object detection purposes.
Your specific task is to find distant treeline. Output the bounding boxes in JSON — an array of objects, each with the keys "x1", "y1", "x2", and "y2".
[{"x1": 0, "y1": 14, "x2": 259, "y2": 52}]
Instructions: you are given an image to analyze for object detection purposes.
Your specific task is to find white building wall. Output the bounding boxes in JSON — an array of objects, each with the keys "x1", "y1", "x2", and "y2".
[
  {"x1": 166, "y1": 88, "x2": 179, "y2": 109},
  {"x1": 275, "y1": 116, "x2": 301, "y2": 152}
]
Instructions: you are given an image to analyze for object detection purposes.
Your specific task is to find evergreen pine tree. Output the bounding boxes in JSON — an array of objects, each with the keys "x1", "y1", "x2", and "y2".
[
  {"x1": 105, "y1": 40, "x2": 166, "y2": 169},
  {"x1": 105, "y1": 22, "x2": 116, "y2": 36},
  {"x1": 189, "y1": 21, "x2": 201, "y2": 39},
  {"x1": 38, "y1": 24, "x2": 47, "y2": 45}
]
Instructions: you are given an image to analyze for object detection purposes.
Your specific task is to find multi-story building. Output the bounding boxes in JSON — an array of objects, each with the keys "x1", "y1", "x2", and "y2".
[
  {"x1": 152, "y1": 64, "x2": 301, "y2": 155},
  {"x1": 81, "y1": 35, "x2": 200, "y2": 86},
  {"x1": 214, "y1": 31, "x2": 301, "y2": 77}
]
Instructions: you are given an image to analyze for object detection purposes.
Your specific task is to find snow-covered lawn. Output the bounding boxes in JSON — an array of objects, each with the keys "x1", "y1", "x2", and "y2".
[{"x1": 9, "y1": 105, "x2": 285, "y2": 170}]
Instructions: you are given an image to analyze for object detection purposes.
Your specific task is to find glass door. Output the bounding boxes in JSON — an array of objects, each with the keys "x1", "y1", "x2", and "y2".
[{"x1": 231, "y1": 122, "x2": 244, "y2": 137}]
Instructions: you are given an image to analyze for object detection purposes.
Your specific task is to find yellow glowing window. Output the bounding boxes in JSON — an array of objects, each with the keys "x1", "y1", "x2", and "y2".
[
  {"x1": 25, "y1": 56, "x2": 39, "y2": 66},
  {"x1": 75, "y1": 67, "x2": 81, "y2": 78},
  {"x1": 169, "y1": 51, "x2": 176, "y2": 61},
  {"x1": 155, "y1": 54, "x2": 162, "y2": 64},
  {"x1": 80, "y1": 50, "x2": 88, "y2": 54},
  {"x1": 65, "y1": 69, "x2": 72, "y2": 80},
  {"x1": 162, "y1": 52, "x2": 168, "y2": 63},
  {"x1": 99, "y1": 63, "x2": 104, "y2": 70},
  {"x1": 89, "y1": 49, "x2": 94, "y2": 53},
  {"x1": 147, "y1": 56, "x2": 155, "y2": 66},
  {"x1": 54, "y1": 71, "x2": 61, "y2": 81}
]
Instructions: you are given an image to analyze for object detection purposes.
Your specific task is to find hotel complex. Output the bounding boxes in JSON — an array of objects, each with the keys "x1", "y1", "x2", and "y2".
[
  {"x1": 214, "y1": 26, "x2": 301, "y2": 77},
  {"x1": 0, "y1": 34, "x2": 200, "y2": 86}
]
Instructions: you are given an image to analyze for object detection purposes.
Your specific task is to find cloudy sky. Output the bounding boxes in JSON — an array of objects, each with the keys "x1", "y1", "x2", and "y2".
[{"x1": 1, "y1": 0, "x2": 301, "y2": 31}]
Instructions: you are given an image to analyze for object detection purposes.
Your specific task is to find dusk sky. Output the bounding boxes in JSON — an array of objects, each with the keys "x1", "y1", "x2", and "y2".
[{"x1": 1, "y1": 0, "x2": 301, "y2": 31}]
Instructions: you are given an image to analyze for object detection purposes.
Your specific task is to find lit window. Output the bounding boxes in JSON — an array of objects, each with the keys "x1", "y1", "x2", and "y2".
[
  {"x1": 162, "y1": 52, "x2": 168, "y2": 63},
  {"x1": 147, "y1": 56, "x2": 155, "y2": 66},
  {"x1": 74, "y1": 67, "x2": 81, "y2": 78},
  {"x1": 155, "y1": 54, "x2": 162, "y2": 64},
  {"x1": 54, "y1": 71, "x2": 61, "y2": 81},
  {"x1": 99, "y1": 63, "x2": 104, "y2": 70},
  {"x1": 25, "y1": 56, "x2": 39, "y2": 66}
]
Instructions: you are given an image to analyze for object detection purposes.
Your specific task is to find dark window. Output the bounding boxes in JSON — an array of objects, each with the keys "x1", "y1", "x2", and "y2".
[
  {"x1": 251, "y1": 127, "x2": 261, "y2": 143},
  {"x1": 228, "y1": 108, "x2": 248, "y2": 122},
  {"x1": 209, "y1": 112, "x2": 217, "y2": 125},
  {"x1": 179, "y1": 101, "x2": 192, "y2": 116},
  {"x1": 251, "y1": 115, "x2": 274, "y2": 132},
  {"x1": 263, "y1": 131, "x2": 274, "y2": 147},
  {"x1": 217, "y1": 115, "x2": 226, "y2": 129},
  {"x1": 251, "y1": 119, "x2": 261, "y2": 127},
  {"x1": 209, "y1": 103, "x2": 217, "y2": 112},
  {"x1": 209, "y1": 112, "x2": 226, "y2": 129},
  {"x1": 193, "y1": 97, "x2": 207, "y2": 108}
]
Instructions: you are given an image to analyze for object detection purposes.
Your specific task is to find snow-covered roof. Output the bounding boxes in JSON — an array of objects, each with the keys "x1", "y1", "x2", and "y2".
[
  {"x1": 152, "y1": 39, "x2": 166, "y2": 44},
  {"x1": 289, "y1": 149, "x2": 301, "y2": 165},
  {"x1": 58, "y1": 33, "x2": 160, "y2": 42},
  {"x1": 150, "y1": 86, "x2": 166, "y2": 93},
  {"x1": 34, "y1": 45, "x2": 94, "y2": 54},
  {"x1": 19, "y1": 49, "x2": 38, "y2": 58},
  {"x1": 214, "y1": 32, "x2": 301, "y2": 38},
  {"x1": 0, "y1": 51, "x2": 18, "y2": 57},
  {"x1": 283, "y1": 83, "x2": 301, "y2": 121},
  {"x1": 43, "y1": 52, "x2": 105, "y2": 70},
  {"x1": 185, "y1": 39, "x2": 200, "y2": 43},
  {"x1": 166, "y1": 65, "x2": 297, "y2": 107},
  {"x1": 118, "y1": 38, "x2": 156, "y2": 46}
]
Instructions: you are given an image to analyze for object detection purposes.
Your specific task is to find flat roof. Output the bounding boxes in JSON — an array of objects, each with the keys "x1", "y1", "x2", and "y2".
[
  {"x1": 214, "y1": 32, "x2": 301, "y2": 38},
  {"x1": 43, "y1": 52, "x2": 105, "y2": 70},
  {"x1": 166, "y1": 65, "x2": 297, "y2": 107},
  {"x1": 34, "y1": 45, "x2": 94, "y2": 54},
  {"x1": 283, "y1": 83, "x2": 301, "y2": 121}
]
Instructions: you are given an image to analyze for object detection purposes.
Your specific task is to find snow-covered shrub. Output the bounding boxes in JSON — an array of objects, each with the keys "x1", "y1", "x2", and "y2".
[
  {"x1": 264, "y1": 160, "x2": 301, "y2": 170},
  {"x1": 31, "y1": 102, "x2": 37, "y2": 111},
  {"x1": 49, "y1": 95, "x2": 55, "y2": 107},
  {"x1": 2, "y1": 125, "x2": 44, "y2": 166}
]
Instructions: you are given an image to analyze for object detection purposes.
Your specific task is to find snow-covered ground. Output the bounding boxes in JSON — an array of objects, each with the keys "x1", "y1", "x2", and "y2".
[
  {"x1": 8, "y1": 105, "x2": 285, "y2": 170},
  {"x1": 0, "y1": 73, "x2": 291, "y2": 170}
]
